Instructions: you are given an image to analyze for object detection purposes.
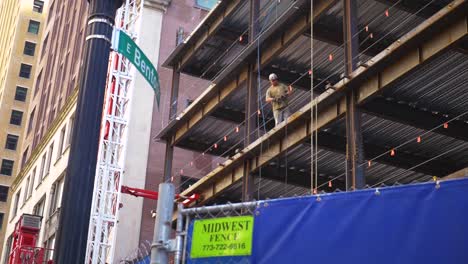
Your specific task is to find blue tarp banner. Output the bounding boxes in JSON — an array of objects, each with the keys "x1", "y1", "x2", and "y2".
[
  {"x1": 136, "y1": 255, "x2": 150, "y2": 264},
  {"x1": 188, "y1": 179, "x2": 468, "y2": 264}
]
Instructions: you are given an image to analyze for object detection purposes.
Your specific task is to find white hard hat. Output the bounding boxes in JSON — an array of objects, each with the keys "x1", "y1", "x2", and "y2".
[{"x1": 269, "y1": 73, "x2": 278, "y2": 81}]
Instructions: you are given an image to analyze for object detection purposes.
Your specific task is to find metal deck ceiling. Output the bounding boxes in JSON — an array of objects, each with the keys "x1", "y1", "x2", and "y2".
[
  {"x1": 326, "y1": 114, "x2": 468, "y2": 169},
  {"x1": 381, "y1": 50, "x2": 468, "y2": 116},
  {"x1": 162, "y1": 0, "x2": 466, "y2": 203},
  {"x1": 177, "y1": 44, "x2": 468, "y2": 180},
  {"x1": 185, "y1": 0, "x2": 298, "y2": 79},
  {"x1": 168, "y1": 0, "x2": 452, "y2": 82}
]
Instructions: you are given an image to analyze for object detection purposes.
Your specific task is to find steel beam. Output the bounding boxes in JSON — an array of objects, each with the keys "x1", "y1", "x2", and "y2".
[
  {"x1": 158, "y1": 0, "x2": 337, "y2": 146},
  {"x1": 178, "y1": 1, "x2": 467, "y2": 205}
]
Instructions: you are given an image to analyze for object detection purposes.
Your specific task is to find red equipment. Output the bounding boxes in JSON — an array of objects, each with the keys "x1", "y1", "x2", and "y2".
[
  {"x1": 120, "y1": 185, "x2": 200, "y2": 207},
  {"x1": 8, "y1": 214, "x2": 53, "y2": 264}
]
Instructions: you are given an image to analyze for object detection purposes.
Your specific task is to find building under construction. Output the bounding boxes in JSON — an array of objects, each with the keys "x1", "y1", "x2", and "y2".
[{"x1": 157, "y1": 0, "x2": 468, "y2": 205}]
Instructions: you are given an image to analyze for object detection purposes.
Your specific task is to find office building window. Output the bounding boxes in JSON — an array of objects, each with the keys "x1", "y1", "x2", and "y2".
[
  {"x1": 1, "y1": 159, "x2": 14, "y2": 176},
  {"x1": 39, "y1": 153, "x2": 46, "y2": 181},
  {"x1": 45, "y1": 143, "x2": 54, "y2": 176},
  {"x1": 31, "y1": 167, "x2": 37, "y2": 190},
  {"x1": 28, "y1": 172, "x2": 34, "y2": 198},
  {"x1": 33, "y1": 196, "x2": 45, "y2": 217},
  {"x1": 49, "y1": 177, "x2": 64, "y2": 215},
  {"x1": 35, "y1": 70, "x2": 42, "y2": 96},
  {"x1": 12, "y1": 190, "x2": 21, "y2": 218},
  {"x1": 195, "y1": 0, "x2": 217, "y2": 10},
  {"x1": 23, "y1": 176, "x2": 30, "y2": 204},
  {"x1": 0, "y1": 213, "x2": 4, "y2": 229},
  {"x1": 5, "y1": 134, "x2": 19, "y2": 150},
  {"x1": 33, "y1": 0, "x2": 44, "y2": 13},
  {"x1": 0, "y1": 185, "x2": 8, "y2": 202},
  {"x1": 45, "y1": 235, "x2": 55, "y2": 260},
  {"x1": 47, "y1": 2, "x2": 55, "y2": 23},
  {"x1": 19, "y1": 64, "x2": 32, "y2": 78},
  {"x1": 27, "y1": 108, "x2": 35, "y2": 134},
  {"x1": 66, "y1": 116, "x2": 74, "y2": 147},
  {"x1": 28, "y1": 20, "x2": 40, "y2": 34},
  {"x1": 4, "y1": 236, "x2": 13, "y2": 262},
  {"x1": 10, "y1": 110, "x2": 23, "y2": 125},
  {"x1": 21, "y1": 147, "x2": 29, "y2": 169},
  {"x1": 23, "y1": 41, "x2": 36, "y2": 56},
  {"x1": 57, "y1": 126, "x2": 66, "y2": 159},
  {"x1": 15, "y1": 86, "x2": 28, "y2": 101}
]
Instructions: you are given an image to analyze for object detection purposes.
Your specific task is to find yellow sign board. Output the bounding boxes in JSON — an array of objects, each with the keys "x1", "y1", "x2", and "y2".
[{"x1": 190, "y1": 216, "x2": 254, "y2": 258}]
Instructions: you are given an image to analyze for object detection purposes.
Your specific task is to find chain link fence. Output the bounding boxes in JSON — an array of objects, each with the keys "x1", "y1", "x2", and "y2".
[{"x1": 118, "y1": 240, "x2": 152, "y2": 264}]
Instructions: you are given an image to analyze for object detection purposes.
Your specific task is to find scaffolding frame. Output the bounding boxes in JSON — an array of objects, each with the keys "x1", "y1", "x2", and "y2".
[{"x1": 85, "y1": 0, "x2": 143, "y2": 263}]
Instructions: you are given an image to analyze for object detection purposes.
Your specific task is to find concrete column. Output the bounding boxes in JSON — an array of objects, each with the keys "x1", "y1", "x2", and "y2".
[{"x1": 113, "y1": 0, "x2": 171, "y2": 261}]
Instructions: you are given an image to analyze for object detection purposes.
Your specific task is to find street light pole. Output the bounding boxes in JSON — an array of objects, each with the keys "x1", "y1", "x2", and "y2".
[{"x1": 54, "y1": 0, "x2": 123, "y2": 263}]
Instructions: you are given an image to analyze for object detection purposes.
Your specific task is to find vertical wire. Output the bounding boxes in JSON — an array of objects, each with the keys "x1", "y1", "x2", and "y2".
[{"x1": 310, "y1": 0, "x2": 315, "y2": 194}]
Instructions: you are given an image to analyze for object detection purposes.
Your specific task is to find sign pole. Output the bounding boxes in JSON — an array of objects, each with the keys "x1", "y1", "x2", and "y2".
[
  {"x1": 151, "y1": 183, "x2": 175, "y2": 264},
  {"x1": 54, "y1": 0, "x2": 123, "y2": 263}
]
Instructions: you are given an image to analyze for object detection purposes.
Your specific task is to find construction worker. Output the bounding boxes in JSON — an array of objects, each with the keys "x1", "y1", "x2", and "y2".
[{"x1": 266, "y1": 73, "x2": 293, "y2": 126}]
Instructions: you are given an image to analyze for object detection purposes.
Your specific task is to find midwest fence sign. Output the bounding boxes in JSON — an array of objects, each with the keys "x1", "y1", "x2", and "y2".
[{"x1": 190, "y1": 216, "x2": 254, "y2": 258}]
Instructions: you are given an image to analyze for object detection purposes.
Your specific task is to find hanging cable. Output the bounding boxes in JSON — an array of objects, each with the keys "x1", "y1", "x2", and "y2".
[
  {"x1": 316, "y1": 110, "x2": 468, "y2": 189},
  {"x1": 371, "y1": 144, "x2": 467, "y2": 187}
]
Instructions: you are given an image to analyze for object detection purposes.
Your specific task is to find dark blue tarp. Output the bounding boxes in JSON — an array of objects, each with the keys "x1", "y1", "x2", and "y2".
[
  {"x1": 188, "y1": 179, "x2": 468, "y2": 264},
  {"x1": 135, "y1": 255, "x2": 150, "y2": 264}
]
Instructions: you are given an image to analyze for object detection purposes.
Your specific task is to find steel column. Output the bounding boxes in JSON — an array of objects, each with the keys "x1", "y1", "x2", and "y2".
[
  {"x1": 169, "y1": 69, "x2": 181, "y2": 120},
  {"x1": 343, "y1": 0, "x2": 365, "y2": 190},
  {"x1": 242, "y1": 0, "x2": 260, "y2": 202},
  {"x1": 164, "y1": 67, "x2": 180, "y2": 182},
  {"x1": 163, "y1": 143, "x2": 174, "y2": 182},
  {"x1": 54, "y1": 0, "x2": 123, "y2": 263}
]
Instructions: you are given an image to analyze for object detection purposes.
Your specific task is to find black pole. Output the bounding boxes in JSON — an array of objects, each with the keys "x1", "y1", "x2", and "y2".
[{"x1": 54, "y1": 0, "x2": 122, "y2": 263}]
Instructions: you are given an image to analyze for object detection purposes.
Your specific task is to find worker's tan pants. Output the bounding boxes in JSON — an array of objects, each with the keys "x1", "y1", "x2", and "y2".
[{"x1": 273, "y1": 107, "x2": 290, "y2": 126}]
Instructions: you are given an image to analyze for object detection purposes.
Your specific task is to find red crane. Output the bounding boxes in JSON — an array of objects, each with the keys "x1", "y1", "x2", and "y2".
[{"x1": 120, "y1": 185, "x2": 200, "y2": 207}]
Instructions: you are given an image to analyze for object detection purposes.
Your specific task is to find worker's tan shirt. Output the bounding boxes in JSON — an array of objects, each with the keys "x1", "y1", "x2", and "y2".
[{"x1": 266, "y1": 83, "x2": 289, "y2": 110}]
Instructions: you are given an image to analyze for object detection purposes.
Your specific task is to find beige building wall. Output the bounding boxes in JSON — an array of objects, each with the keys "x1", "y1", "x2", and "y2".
[
  {"x1": 0, "y1": 0, "x2": 46, "y2": 251},
  {"x1": 0, "y1": 90, "x2": 76, "y2": 263}
]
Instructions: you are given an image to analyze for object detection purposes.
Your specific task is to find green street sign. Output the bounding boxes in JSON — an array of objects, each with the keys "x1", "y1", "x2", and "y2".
[
  {"x1": 111, "y1": 29, "x2": 160, "y2": 107},
  {"x1": 190, "y1": 216, "x2": 254, "y2": 259}
]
